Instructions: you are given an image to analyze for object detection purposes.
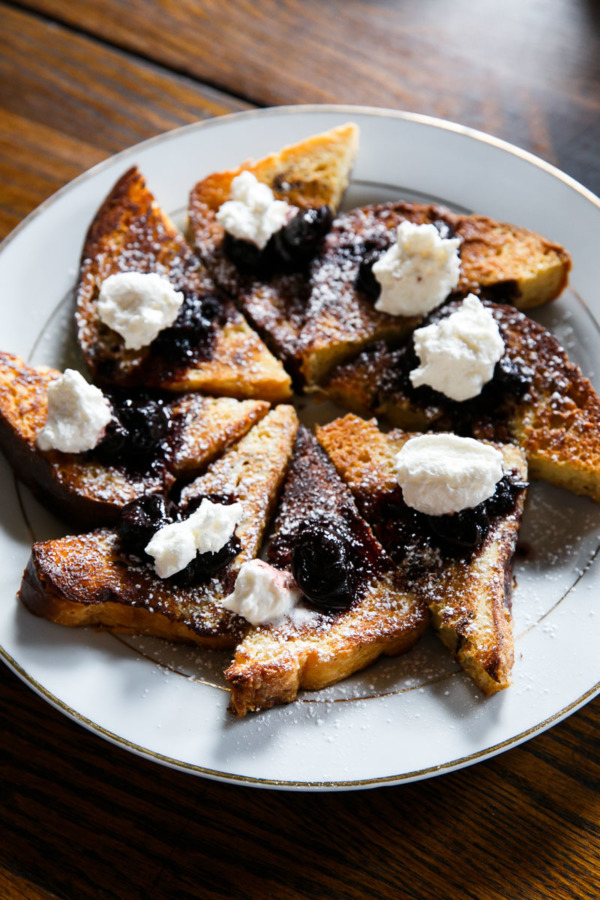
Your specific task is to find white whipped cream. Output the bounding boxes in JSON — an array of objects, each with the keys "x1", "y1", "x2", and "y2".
[
  {"x1": 145, "y1": 499, "x2": 243, "y2": 579},
  {"x1": 222, "y1": 559, "x2": 301, "y2": 625},
  {"x1": 372, "y1": 220, "x2": 461, "y2": 316},
  {"x1": 36, "y1": 369, "x2": 112, "y2": 453},
  {"x1": 97, "y1": 271, "x2": 184, "y2": 350},
  {"x1": 216, "y1": 171, "x2": 293, "y2": 249},
  {"x1": 410, "y1": 294, "x2": 505, "y2": 401},
  {"x1": 394, "y1": 433, "x2": 504, "y2": 516}
]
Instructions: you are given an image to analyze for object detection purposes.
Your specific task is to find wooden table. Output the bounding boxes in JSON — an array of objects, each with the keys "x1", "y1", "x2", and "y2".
[{"x1": 1, "y1": 2, "x2": 599, "y2": 898}]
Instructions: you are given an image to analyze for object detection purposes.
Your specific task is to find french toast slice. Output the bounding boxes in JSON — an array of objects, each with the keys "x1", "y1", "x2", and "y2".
[
  {"x1": 296, "y1": 202, "x2": 571, "y2": 386},
  {"x1": 322, "y1": 301, "x2": 600, "y2": 502},
  {"x1": 19, "y1": 405, "x2": 299, "y2": 646},
  {"x1": 225, "y1": 426, "x2": 429, "y2": 716},
  {"x1": 76, "y1": 166, "x2": 291, "y2": 401},
  {"x1": 0, "y1": 351, "x2": 270, "y2": 525},
  {"x1": 317, "y1": 415, "x2": 528, "y2": 695},
  {"x1": 188, "y1": 124, "x2": 359, "y2": 372}
]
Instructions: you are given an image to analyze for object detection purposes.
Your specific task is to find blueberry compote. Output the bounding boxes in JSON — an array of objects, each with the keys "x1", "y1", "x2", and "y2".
[
  {"x1": 379, "y1": 304, "x2": 533, "y2": 435},
  {"x1": 117, "y1": 493, "x2": 241, "y2": 586},
  {"x1": 152, "y1": 290, "x2": 221, "y2": 363},
  {"x1": 375, "y1": 473, "x2": 527, "y2": 566},
  {"x1": 94, "y1": 389, "x2": 170, "y2": 470},
  {"x1": 224, "y1": 206, "x2": 333, "y2": 275},
  {"x1": 291, "y1": 520, "x2": 357, "y2": 609}
]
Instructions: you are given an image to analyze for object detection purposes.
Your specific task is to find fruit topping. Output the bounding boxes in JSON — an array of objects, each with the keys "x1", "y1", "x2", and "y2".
[
  {"x1": 273, "y1": 206, "x2": 333, "y2": 268},
  {"x1": 152, "y1": 291, "x2": 220, "y2": 360},
  {"x1": 356, "y1": 248, "x2": 384, "y2": 300},
  {"x1": 95, "y1": 393, "x2": 169, "y2": 464},
  {"x1": 291, "y1": 521, "x2": 356, "y2": 609},
  {"x1": 224, "y1": 206, "x2": 333, "y2": 274},
  {"x1": 118, "y1": 494, "x2": 177, "y2": 557}
]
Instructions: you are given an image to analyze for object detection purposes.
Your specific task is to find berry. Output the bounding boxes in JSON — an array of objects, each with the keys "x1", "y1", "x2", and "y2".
[{"x1": 291, "y1": 522, "x2": 355, "y2": 609}]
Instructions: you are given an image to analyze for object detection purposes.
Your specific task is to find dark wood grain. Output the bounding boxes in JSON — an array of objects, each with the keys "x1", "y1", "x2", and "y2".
[
  {"x1": 11, "y1": 0, "x2": 600, "y2": 195},
  {"x1": 1, "y1": 1, "x2": 600, "y2": 898},
  {"x1": 2, "y1": 661, "x2": 599, "y2": 900},
  {"x1": 0, "y1": 3, "x2": 249, "y2": 239}
]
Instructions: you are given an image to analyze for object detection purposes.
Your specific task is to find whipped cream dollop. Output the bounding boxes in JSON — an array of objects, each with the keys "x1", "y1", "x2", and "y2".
[
  {"x1": 372, "y1": 220, "x2": 461, "y2": 316},
  {"x1": 97, "y1": 271, "x2": 184, "y2": 350},
  {"x1": 36, "y1": 368, "x2": 112, "y2": 454},
  {"x1": 222, "y1": 559, "x2": 301, "y2": 625},
  {"x1": 394, "y1": 433, "x2": 504, "y2": 516},
  {"x1": 145, "y1": 499, "x2": 243, "y2": 579},
  {"x1": 216, "y1": 171, "x2": 293, "y2": 249},
  {"x1": 410, "y1": 294, "x2": 505, "y2": 401}
]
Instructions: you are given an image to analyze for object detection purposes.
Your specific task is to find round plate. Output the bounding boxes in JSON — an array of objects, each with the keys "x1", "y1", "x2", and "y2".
[{"x1": 1, "y1": 105, "x2": 600, "y2": 791}]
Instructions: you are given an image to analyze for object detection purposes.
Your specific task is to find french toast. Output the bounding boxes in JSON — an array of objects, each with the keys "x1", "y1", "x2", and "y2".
[
  {"x1": 76, "y1": 166, "x2": 292, "y2": 401},
  {"x1": 322, "y1": 301, "x2": 600, "y2": 502},
  {"x1": 317, "y1": 415, "x2": 528, "y2": 695},
  {"x1": 19, "y1": 405, "x2": 299, "y2": 646},
  {"x1": 296, "y1": 202, "x2": 571, "y2": 386},
  {"x1": 0, "y1": 351, "x2": 270, "y2": 525},
  {"x1": 225, "y1": 426, "x2": 429, "y2": 715},
  {"x1": 188, "y1": 124, "x2": 359, "y2": 373},
  {"x1": 190, "y1": 131, "x2": 570, "y2": 388}
]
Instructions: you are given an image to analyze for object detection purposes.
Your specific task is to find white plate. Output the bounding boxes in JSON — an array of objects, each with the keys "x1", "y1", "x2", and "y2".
[{"x1": 2, "y1": 105, "x2": 600, "y2": 791}]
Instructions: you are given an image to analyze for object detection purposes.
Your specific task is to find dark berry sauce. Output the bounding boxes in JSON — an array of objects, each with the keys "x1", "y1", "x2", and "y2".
[
  {"x1": 372, "y1": 472, "x2": 527, "y2": 566},
  {"x1": 117, "y1": 492, "x2": 241, "y2": 584},
  {"x1": 291, "y1": 520, "x2": 357, "y2": 609},
  {"x1": 118, "y1": 494, "x2": 177, "y2": 558},
  {"x1": 223, "y1": 205, "x2": 333, "y2": 275},
  {"x1": 94, "y1": 390, "x2": 170, "y2": 468},
  {"x1": 379, "y1": 304, "x2": 533, "y2": 434},
  {"x1": 151, "y1": 290, "x2": 221, "y2": 363}
]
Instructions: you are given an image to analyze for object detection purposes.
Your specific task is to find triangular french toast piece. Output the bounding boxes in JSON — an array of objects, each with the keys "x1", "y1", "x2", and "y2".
[
  {"x1": 19, "y1": 406, "x2": 298, "y2": 646},
  {"x1": 0, "y1": 351, "x2": 270, "y2": 525},
  {"x1": 188, "y1": 124, "x2": 359, "y2": 372},
  {"x1": 317, "y1": 415, "x2": 528, "y2": 695},
  {"x1": 322, "y1": 300, "x2": 600, "y2": 502},
  {"x1": 76, "y1": 167, "x2": 292, "y2": 401},
  {"x1": 296, "y1": 203, "x2": 570, "y2": 386},
  {"x1": 225, "y1": 426, "x2": 429, "y2": 716}
]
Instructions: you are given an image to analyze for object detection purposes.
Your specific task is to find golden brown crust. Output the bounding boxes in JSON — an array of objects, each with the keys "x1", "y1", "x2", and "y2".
[
  {"x1": 0, "y1": 351, "x2": 271, "y2": 525},
  {"x1": 77, "y1": 166, "x2": 291, "y2": 400},
  {"x1": 19, "y1": 406, "x2": 299, "y2": 643},
  {"x1": 225, "y1": 427, "x2": 429, "y2": 715},
  {"x1": 317, "y1": 415, "x2": 528, "y2": 694}
]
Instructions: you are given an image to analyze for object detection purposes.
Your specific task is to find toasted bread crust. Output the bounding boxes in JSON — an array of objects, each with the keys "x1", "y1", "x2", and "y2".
[
  {"x1": 317, "y1": 415, "x2": 528, "y2": 694},
  {"x1": 77, "y1": 166, "x2": 291, "y2": 400},
  {"x1": 19, "y1": 406, "x2": 299, "y2": 644},
  {"x1": 226, "y1": 427, "x2": 429, "y2": 715}
]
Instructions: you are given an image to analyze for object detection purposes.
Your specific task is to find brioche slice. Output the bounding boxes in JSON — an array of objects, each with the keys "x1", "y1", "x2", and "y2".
[
  {"x1": 225, "y1": 426, "x2": 429, "y2": 715},
  {"x1": 76, "y1": 166, "x2": 291, "y2": 401},
  {"x1": 0, "y1": 351, "x2": 270, "y2": 525},
  {"x1": 317, "y1": 415, "x2": 528, "y2": 695},
  {"x1": 188, "y1": 124, "x2": 359, "y2": 371},
  {"x1": 323, "y1": 301, "x2": 600, "y2": 502},
  {"x1": 19, "y1": 405, "x2": 299, "y2": 646},
  {"x1": 296, "y1": 202, "x2": 570, "y2": 386}
]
